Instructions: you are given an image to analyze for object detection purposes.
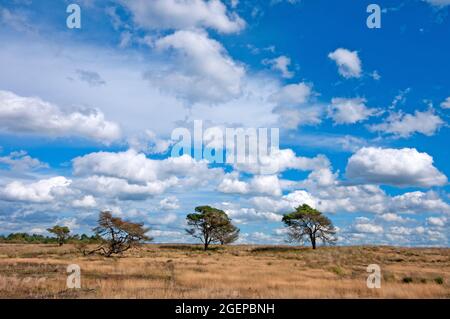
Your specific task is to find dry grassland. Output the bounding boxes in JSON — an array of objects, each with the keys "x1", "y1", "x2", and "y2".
[{"x1": 0, "y1": 244, "x2": 448, "y2": 298}]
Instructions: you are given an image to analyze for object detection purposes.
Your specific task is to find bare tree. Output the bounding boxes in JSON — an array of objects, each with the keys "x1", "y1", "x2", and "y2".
[
  {"x1": 86, "y1": 211, "x2": 152, "y2": 257},
  {"x1": 282, "y1": 204, "x2": 336, "y2": 249}
]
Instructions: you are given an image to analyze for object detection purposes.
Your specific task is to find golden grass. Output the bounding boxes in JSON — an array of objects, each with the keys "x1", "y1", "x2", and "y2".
[{"x1": 0, "y1": 244, "x2": 448, "y2": 299}]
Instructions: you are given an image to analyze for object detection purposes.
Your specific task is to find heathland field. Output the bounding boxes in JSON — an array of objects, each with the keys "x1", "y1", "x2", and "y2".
[{"x1": 0, "y1": 244, "x2": 448, "y2": 298}]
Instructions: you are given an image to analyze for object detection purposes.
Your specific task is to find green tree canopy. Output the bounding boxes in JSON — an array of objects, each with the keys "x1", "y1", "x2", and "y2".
[
  {"x1": 186, "y1": 206, "x2": 239, "y2": 250},
  {"x1": 47, "y1": 225, "x2": 70, "y2": 246},
  {"x1": 282, "y1": 204, "x2": 336, "y2": 249}
]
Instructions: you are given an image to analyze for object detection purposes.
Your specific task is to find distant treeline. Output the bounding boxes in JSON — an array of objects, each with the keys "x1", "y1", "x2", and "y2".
[{"x1": 0, "y1": 232, "x2": 102, "y2": 244}]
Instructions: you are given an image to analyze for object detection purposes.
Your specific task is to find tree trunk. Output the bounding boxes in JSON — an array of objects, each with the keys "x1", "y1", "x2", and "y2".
[
  {"x1": 204, "y1": 241, "x2": 209, "y2": 251},
  {"x1": 311, "y1": 235, "x2": 316, "y2": 249}
]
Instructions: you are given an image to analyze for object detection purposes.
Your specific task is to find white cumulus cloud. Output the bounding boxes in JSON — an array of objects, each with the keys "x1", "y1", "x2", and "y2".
[
  {"x1": 159, "y1": 196, "x2": 180, "y2": 210},
  {"x1": 0, "y1": 90, "x2": 121, "y2": 144},
  {"x1": 370, "y1": 109, "x2": 444, "y2": 138},
  {"x1": 440, "y1": 97, "x2": 450, "y2": 109},
  {"x1": 0, "y1": 176, "x2": 72, "y2": 203},
  {"x1": 72, "y1": 150, "x2": 224, "y2": 199},
  {"x1": 72, "y1": 195, "x2": 97, "y2": 208},
  {"x1": 120, "y1": 0, "x2": 246, "y2": 33},
  {"x1": 270, "y1": 82, "x2": 312, "y2": 106},
  {"x1": 0, "y1": 150, "x2": 47, "y2": 171},
  {"x1": 233, "y1": 148, "x2": 330, "y2": 175},
  {"x1": 149, "y1": 29, "x2": 245, "y2": 103},
  {"x1": 328, "y1": 98, "x2": 379, "y2": 124},
  {"x1": 328, "y1": 48, "x2": 362, "y2": 78},
  {"x1": 353, "y1": 217, "x2": 383, "y2": 234},
  {"x1": 427, "y1": 216, "x2": 447, "y2": 227},
  {"x1": 346, "y1": 147, "x2": 447, "y2": 187},
  {"x1": 263, "y1": 55, "x2": 294, "y2": 78}
]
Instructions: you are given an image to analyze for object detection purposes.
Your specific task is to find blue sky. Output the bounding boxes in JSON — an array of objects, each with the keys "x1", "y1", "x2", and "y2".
[{"x1": 0, "y1": 0, "x2": 449, "y2": 246}]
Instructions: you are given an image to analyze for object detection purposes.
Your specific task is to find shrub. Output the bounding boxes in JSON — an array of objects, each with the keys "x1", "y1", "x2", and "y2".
[
  {"x1": 402, "y1": 276, "x2": 413, "y2": 283},
  {"x1": 434, "y1": 277, "x2": 444, "y2": 285},
  {"x1": 330, "y1": 265, "x2": 344, "y2": 276}
]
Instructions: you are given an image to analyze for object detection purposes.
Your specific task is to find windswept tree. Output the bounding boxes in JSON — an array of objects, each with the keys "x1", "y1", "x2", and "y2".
[
  {"x1": 282, "y1": 204, "x2": 336, "y2": 249},
  {"x1": 186, "y1": 206, "x2": 239, "y2": 250},
  {"x1": 215, "y1": 222, "x2": 240, "y2": 245},
  {"x1": 87, "y1": 211, "x2": 152, "y2": 257},
  {"x1": 47, "y1": 225, "x2": 70, "y2": 246}
]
